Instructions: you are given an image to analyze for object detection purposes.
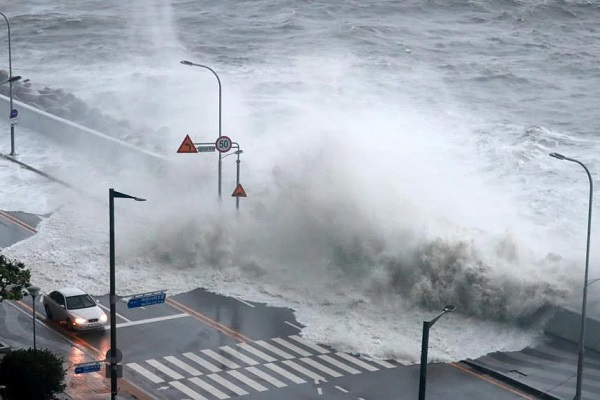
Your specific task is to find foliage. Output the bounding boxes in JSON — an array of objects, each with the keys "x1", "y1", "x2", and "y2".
[
  {"x1": 0, "y1": 348, "x2": 66, "y2": 400},
  {"x1": 0, "y1": 255, "x2": 31, "y2": 301}
]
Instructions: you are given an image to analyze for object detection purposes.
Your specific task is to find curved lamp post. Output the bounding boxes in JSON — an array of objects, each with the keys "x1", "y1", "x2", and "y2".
[
  {"x1": 109, "y1": 188, "x2": 146, "y2": 400},
  {"x1": 418, "y1": 305, "x2": 456, "y2": 400},
  {"x1": 0, "y1": 12, "x2": 15, "y2": 156},
  {"x1": 26, "y1": 285, "x2": 40, "y2": 350},
  {"x1": 180, "y1": 60, "x2": 224, "y2": 200},
  {"x1": 549, "y1": 152, "x2": 593, "y2": 400}
]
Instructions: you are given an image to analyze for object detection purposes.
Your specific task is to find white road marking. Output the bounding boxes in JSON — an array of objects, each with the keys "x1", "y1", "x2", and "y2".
[
  {"x1": 227, "y1": 370, "x2": 268, "y2": 391},
  {"x1": 183, "y1": 353, "x2": 221, "y2": 373},
  {"x1": 170, "y1": 380, "x2": 209, "y2": 400},
  {"x1": 284, "y1": 321, "x2": 302, "y2": 330},
  {"x1": 127, "y1": 362, "x2": 164, "y2": 383},
  {"x1": 300, "y1": 357, "x2": 342, "y2": 377},
  {"x1": 335, "y1": 386, "x2": 349, "y2": 393},
  {"x1": 146, "y1": 359, "x2": 185, "y2": 380},
  {"x1": 98, "y1": 303, "x2": 131, "y2": 323},
  {"x1": 164, "y1": 355, "x2": 202, "y2": 376},
  {"x1": 189, "y1": 377, "x2": 230, "y2": 399},
  {"x1": 264, "y1": 363, "x2": 306, "y2": 384},
  {"x1": 234, "y1": 298, "x2": 255, "y2": 307},
  {"x1": 335, "y1": 353, "x2": 379, "y2": 372},
  {"x1": 317, "y1": 387, "x2": 323, "y2": 395},
  {"x1": 318, "y1": 354, "x2": 361, "y2": 374},
  {"x1": 201, "y1": 349, "x2": 241, "y2": 370},
  {"x1": 272, "y1": 337, "x2": 312, "y2": 357},
  {"x1": 116, "y1": 313, "x2": 188, "y2": 328},
  {"x1": 245, "y1": 366, "x2": 287, "y2": 388},
  {"x1": 254, "y1": 340, "x2": 295, "y2": 359},
  {"x1": 207, "y1": 373, "x2": 249, "y2": 396},
  {"x1": 237, "y1": 343, "x2": 277, "y2": 362},
  {"x1": 369, "y1": 358, "x2": 396, "y2": 368},
  {"x1": 289, "y1": 335, "x2": 329, "y2": 354},
  {"x1": 282, "y1": 360, "x2": 325, "y2": 381},
  {"x1": 220, "y1": 346, "x2": 259, "y2": 366}
]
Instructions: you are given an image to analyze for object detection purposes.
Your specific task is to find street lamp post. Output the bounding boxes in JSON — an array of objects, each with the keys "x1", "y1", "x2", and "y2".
[
  {"x1": 109, "y1": 188, "x2": 145, "y2": 400},
  {"x1": 418, "y1": 305, "x2": 456, "y2": 400},
  {"x1": 549, "y1": 152, "x2": 593, "y2": 400},
  {"x1": 26, "y1": 285, "x2": 40, "y2": 350},
  {"x1": 0, "y1": 12, "x2": 15, "y2": 156},
  {"x1": 180, "y1": 60, "x2": 224, "y2": 200},
  {"x1": 223, "y1": 143, "x2": 243, "y2": 211}
]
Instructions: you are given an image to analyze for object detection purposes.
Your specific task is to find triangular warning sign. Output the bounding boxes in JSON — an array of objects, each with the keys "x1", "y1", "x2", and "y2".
[
  {"x1": 177, "y1": 134, "x2": 197, "y2": 153},
  {"x1": 232, "y1": 183, "x2": 247, "y2": 197}
]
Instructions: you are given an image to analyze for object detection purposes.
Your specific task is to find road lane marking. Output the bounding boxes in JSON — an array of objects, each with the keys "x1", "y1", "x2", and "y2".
[
  {"x1": 234, "y1": 298, "x2": 255, "y2": 307},
  {"x1": 236, "y1": 342, "x2": 277, "y2": 362},
  {"x1": 289, "y1": 335, "x2": 329, "y2": 354},
  {"x1": 335, "y1": 353, "x2": 379, "y2": 372},
  {"x1": 272, "y1": 337, "x2": 312, "y2": 357},
  {"x1": 183, "y1": 352, "x2": 221, "y2": 373},
  {"x1": 0, "y1": 210, "x2": 37, "y2": 233},
  {"x1": 369, "y1": 358, "x2": 395, "y2": 369},
  {"x1": 146, "y1": 359, "x2": 185, "y2": 380},
  {"x1": 264, "y1": 363, "x2": 306, "y2": 384},
  {"x1": 220, "y1": 346, "x2": 259, "y2": 366},
  {"x1": 189, "y1": 377, "x2": 230, "y2": 399},
  {"x1": 169, "y1": 380, "x2": 209, "y2": 400},
  {"x1": 202, "y1": 349, "x2": 241, "y2": 369},
  {"x1": 128, "y1": 363, "x2": 165, "y2": 383},
  {"x1": 282, "y1": 360, "x2": 325, "y2": 381},
  {"x1": 245, "y1": 366, "x2": 287, "y2": 388},
  {"x1": 335, "y1": 385, "x2": 349, "y2": 393},
  {"x1": 227, "y1": 370, "x2": 268, "y2": 391},
  {"x1": 318, "y1": 354, "x2": 361, "y2": 374},
  {"x1": 284, "y1": 321, "x2": 302, "y2": 330},
  {"x1": 254, "y1": 340, "x2": 295, "y2": 359},
  {"x1": 207, "y1": 373, "x2": 249, "y2": 395},
  {"x1": 450, "y1": 362, "x2": 535, "y2": 399},
  {"x1": 116, "y1": 313, "x2": 188, "y2": 328},
  {"x1": 164, "y1": 355, "x2": 202, "y2": 376},
  {"x1": 300, "y1": 357, "x2": 343, "y2": 377},
  {"x1": 97, "y1": 303, "x2": 131, "y2": 322}
]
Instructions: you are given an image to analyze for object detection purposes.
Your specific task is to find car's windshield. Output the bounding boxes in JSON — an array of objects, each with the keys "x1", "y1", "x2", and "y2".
[{"x1": 66, "y1": 294, "x2": 96, "y2": 310}]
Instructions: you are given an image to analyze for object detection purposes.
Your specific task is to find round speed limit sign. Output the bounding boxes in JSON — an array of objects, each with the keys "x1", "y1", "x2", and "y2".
[{"x1": 215, "y1": 136, "x2": 232, "y2": 153}]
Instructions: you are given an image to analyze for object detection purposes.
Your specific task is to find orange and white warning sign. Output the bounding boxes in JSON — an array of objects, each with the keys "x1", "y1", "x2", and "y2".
[
  {"x1": 231, "y1": 183, "x2": 247, "y2": 197},
  {"x1": 177, "y1": 134, "x2": 197, "y2": 153}
]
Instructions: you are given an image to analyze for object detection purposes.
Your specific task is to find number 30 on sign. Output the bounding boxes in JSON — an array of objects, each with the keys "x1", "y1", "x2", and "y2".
[{"x1": 215, "y1": 136, "x2": 232, "y2": 153}]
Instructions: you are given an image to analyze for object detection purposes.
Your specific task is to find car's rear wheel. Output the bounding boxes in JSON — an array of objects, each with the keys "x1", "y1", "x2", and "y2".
[
  {"x1": 44, "y1": 305, "x2": 53, "y2": 320},
  {"x1": 66, "y1": 318, "x2": 74, "y2": 331}
]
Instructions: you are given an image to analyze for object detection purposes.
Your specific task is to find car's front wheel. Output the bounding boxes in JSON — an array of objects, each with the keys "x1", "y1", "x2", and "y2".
[{"x1": 44, "y1": 305, "x2": 53, "y2": 321}]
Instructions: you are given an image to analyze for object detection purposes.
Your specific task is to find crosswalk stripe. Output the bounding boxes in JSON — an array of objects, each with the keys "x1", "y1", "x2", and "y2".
[
  {"x1": 254, "y1": 340, "x2": 295, "y2": 359},
  {"x1": 282, "y1": 360, "x2": 325, "y2": 381},
  {"x1": 170, "y1": 380, "x2": 209, "y2": 400},
  {"x1": 264, "y1": 363, "x2": 306, "y2": 384},
  {"x1": 300, "y1": 357, "x2": 343, "y2": 377},
  {"x1": 127, "y1": 362, "x2": 165, "y2": 383},
  {"x1": 202, "y1": 349, "x2": 241, "y2": 369},
  {"x1": 220, "y1": 346, "x2": 259, "y2": 366},
  {"x1": 164, "y1": 355, "x2": 202, "y2": 376},
  {"x1": 227, "y1": 370, "x2": 268, "y2": 391},
  {"x1": 273, "y1": 337, "x2": 312, "y2": 357},
  {"x1": 318, "y1": 354, "x2": 361, "y2": 374},
  {"x1": 189, "y1": 377, "x2": 230, "y2": 399},
  {"x1": 146, "y1": 359, "x2": 184, "y2": 380},
  {"x1": 207, "y1": 373, "x2": 249, "y2": 396},
  {"x1": 289, "y1": 335, "x2": 329, "y2": 354},
  {"x1": 237, "y1": 343, "x2": 277, "y2": 362},
  {"x1": 335, "y1": 353, "x2": 379, "y2": 372},
  {"x1": 183, "y1": 352, "x2": 222, "y2": 373},
  {"x1": 245, "y1": 366, "x2": 287, "y2": 388},
  {"x1": 369, "y1": 358, "x2": 395, "y2": 369}
]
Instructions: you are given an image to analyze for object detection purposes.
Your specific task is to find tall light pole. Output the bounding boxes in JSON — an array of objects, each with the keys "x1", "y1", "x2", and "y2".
[
  {"x1": 549, "y1": 152, "x2": 593, "y2": 400},
  {"x1": 26, "y1": 285, "x2": 40, "y2": 350},
  {"x1": 0, "y1": 13, "x2": 15, "y2": 156},
  {"x1": 109, "y1": 188, "x2": 145, "y2": 400},
  {"x1": 418, "y1": 305, "x2": 456, "y2": 400},
  {"x1": 180, "y1": 60, "x2": 223, "y2": 200}
]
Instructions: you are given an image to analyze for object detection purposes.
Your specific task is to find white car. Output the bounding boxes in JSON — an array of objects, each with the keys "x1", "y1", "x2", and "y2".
[{"x1": 42, "y1": 287, "x2": 108, "y2": 331}]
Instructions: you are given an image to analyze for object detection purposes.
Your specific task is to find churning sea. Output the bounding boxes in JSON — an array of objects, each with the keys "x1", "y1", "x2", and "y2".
[{"x1": 1, "y1": 0, "x2": 600, "y2": 363}]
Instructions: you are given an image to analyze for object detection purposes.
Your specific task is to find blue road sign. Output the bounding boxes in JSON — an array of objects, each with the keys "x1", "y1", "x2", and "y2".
[
  {"x1": 9, "y1": 109, "x2": 17, "y2": 119},
  {"x1": 127, "y1": 292, "x2": 166, "y2": 309},
  {"x1": 75, "y1": 362, "x2": 101, "y2": 374}
]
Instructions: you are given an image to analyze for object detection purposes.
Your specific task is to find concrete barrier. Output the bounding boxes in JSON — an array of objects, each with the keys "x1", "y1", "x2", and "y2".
[{"x1": 544, "y1": 307, "x2": 600, "y2": 351}]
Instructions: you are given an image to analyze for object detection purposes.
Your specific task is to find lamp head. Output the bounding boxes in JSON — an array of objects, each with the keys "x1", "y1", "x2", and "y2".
[
  {"x1": 443, "y1": 305, "x2": 456, "y2": 313},
  {"x1": 549, "y1": 152, "x2": 566, "y2": 160},
  {"x1": 180, "y1": 60, "x2": 193, "y2": 66},
  {"x1": 26, "y1": 285, "x2": 41, "y2": 298}
]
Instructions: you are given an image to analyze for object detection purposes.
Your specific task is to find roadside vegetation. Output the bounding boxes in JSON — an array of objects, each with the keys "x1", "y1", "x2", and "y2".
[{"x1": 0, "y1": 255, "x2": 31, "y2": 301}]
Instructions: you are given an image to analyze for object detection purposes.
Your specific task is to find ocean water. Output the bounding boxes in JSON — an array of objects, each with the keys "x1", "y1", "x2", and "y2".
[{"x1": 1, "y1": 0, "x2": 600, "y2": 363}]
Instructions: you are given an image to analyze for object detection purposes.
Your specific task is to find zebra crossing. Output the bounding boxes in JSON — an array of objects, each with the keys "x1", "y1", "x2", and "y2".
[{"x1": 126, "y1": 335, "x2": 397, "y2": 399}]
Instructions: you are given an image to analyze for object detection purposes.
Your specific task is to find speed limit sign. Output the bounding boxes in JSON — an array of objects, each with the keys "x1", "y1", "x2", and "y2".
[{"x1": 215, "y1": 136, "x2": 232, "y2": 153}]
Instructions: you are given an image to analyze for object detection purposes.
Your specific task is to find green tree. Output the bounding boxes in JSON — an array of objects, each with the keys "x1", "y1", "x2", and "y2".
[
  {"x1": 0, "y1": 348, "x2": 66, "y2": 400},
  {"x1": 0, "y1": 255, "x2": 31, "y2": 301}
]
